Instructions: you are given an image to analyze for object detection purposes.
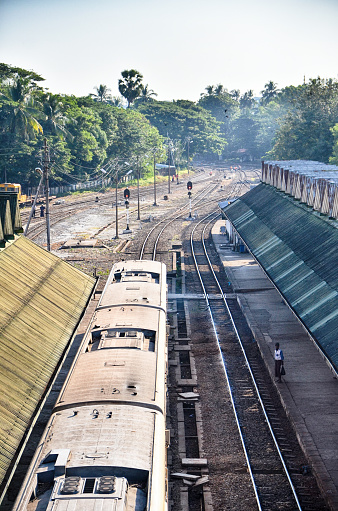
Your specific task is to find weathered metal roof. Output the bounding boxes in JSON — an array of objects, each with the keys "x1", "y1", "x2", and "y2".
[
  {"x1": 0, "y1": 236, "x2": 95, "y2": 490},
  {"x1": 0, "y1": 193, "x2": 22, "y2": 246},
  {"x1": 221, "y1": 183, "x2": 338, "y2": 371},
  {"x1": 261, "y1": 160, "x2": 338, "y2": 218}
]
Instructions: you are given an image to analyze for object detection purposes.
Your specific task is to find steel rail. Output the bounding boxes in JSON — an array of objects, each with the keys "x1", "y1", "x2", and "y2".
[
  {"x1": 141, "y1": 167, "x2": 249, "y2": 260},
  {"x1": 139, "y1": 180, "x2": 221, "y2": 260},
  {"x1": 190, "y1": 211, "x2": 262, "y2": 511},
  {"x1": 201, "y1": 216, "x2": 302, "y2": 510},
  {"x1": 192, "y1": 211, "x2": 302, "y2": 510}
]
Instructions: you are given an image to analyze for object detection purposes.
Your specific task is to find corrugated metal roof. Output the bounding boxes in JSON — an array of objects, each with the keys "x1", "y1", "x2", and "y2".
[
  {"x1": 0, "y1": 193, "x2": 22, "y2": 245},
  {"x1": 221, "y1": 183, "x2": 338, "y2": 371},
  {"x1": 0, "y1": 235, "x2": 95, "y2": 489}
]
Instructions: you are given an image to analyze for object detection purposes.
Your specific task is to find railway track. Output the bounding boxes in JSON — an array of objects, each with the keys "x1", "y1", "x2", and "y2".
[
  {"x1": 186, "y1": 212, "x2": 328, "y2": 511},
  {"x1": 138, "y1": 164, "x2": 253, "y2": 262},
  {"x1": 139, "y1": 180, "x2": 222, "y2": 260},
  {"x1": 23, "y1": 169, "x2": 215, "y2": 243},
  {"x1": 8, "y1": 165, "x2": 327, "y2": 511}
]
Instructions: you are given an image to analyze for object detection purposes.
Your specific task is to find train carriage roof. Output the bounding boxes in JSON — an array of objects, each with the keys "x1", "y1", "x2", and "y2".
[
  {"x1": 56, "y1": 349, "x2": 161, "y2": 408},
  {"x1": 37, "y1": 405, "x2": 159, "y2": 474},
  {"x1": 94, "y1": 304, "x2": 163, "y2": 332}
]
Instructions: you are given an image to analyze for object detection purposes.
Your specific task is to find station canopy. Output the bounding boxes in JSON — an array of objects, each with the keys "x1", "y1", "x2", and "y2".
[
  {"x1": 0, "y1": 235, "x2": 95, "y2": 495},
  {"x1": 221, "y1": 182, "x2": 338, "y2": 372}
]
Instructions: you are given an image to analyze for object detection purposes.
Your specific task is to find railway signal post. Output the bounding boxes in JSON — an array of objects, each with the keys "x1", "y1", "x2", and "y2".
[
  {"x1": 123, "y1": 188, "x2": 132, "y2": 233},
  {"x1": 187, "y1": 181, "x2": 192, "y2": 218}
]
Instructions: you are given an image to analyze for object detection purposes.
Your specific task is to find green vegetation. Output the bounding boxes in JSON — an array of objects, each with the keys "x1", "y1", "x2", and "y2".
[
  {"x1": 1, "y1": 63, "x2": 338, "y2": 192},
  {"x1": 197, "y1": 79, "x2": 338, "y2": 163}
]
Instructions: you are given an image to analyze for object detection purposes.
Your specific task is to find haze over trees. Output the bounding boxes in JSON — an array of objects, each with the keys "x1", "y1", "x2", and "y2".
[{"x1": 1, "y1": 62, "x2": 338, "y2": 190}]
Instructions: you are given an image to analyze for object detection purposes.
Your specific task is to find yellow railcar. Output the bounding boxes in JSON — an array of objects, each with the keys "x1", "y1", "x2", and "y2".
[{"x1": 0, "y1": 183, "x2": 30, "y2": 206}]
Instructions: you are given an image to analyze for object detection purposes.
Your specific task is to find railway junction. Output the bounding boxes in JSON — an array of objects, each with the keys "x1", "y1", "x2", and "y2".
[{"x1": 0, "y1": 161, "x2": 337, "y2": 511}]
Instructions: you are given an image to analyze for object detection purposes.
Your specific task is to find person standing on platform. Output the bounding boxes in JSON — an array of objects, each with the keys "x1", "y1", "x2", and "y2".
[{"x1": 274, "y1": 342, "x2": 284, "y2": 382}]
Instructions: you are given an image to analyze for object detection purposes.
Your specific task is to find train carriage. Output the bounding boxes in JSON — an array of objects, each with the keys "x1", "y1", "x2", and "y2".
[{"x1": 14, "y1": 260, "x2": 168, "y2": 511}]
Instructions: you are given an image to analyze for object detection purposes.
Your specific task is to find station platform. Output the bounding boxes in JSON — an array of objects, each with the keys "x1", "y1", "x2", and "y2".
[{"x1": 212, "y1": 220, "x2": 338, "y2": 511}]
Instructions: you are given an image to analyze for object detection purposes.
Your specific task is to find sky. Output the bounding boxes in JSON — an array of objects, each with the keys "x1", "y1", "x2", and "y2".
[{"x1": 0, "y1": 0, "x2": 337, "y2": 102}]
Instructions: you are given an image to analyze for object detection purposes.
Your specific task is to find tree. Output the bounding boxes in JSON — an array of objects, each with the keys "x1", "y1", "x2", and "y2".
[
  {"x1": 198, "y1": 84, "x2": 238, "y2": 136},
  {"x1": 110, "y1": 96, "x2": 125, "y2": 107},
  {"x1": 137, "y1": 100, "x2": 226, "y2": 160},
  {"x1": 106, "y1": 107, "x2": 164, "y2": 178},
  {"x1": 329, "y1": 124, "x2": 338, "y2": 165},
  {"x1": 0, "y1": 63, "x2": 44, "y2": 83},
  {"x1": 134, "y1": 84, "x2": 157, "y2": 105},
  {"x1": 268, "y1": 77, "x2": 338, "y2": 162},
  {"x1": 91, "y1": 84, "x2": 112, "y2": 103},
  {"x1": 225, "y1": 112, "x2": 260, "y2": 161},
  {"x1": 41, "y1": 93, "x2": 73, "y2": 139},
  {"x1": 230, "y1": 89, "x2": 241, "y2": 102},
  {"x1": 261, "y1": 81, "x2": 279, "y2": 105},
  {"x1": 0, "y1": 77, "x2": 44, "y2": 140},
  {"x1": 118, "y1": 69, "x2": 143, "y2": 108},
  {"x1": 239, "y1": 90, "x2": 255, "y2": 110}
]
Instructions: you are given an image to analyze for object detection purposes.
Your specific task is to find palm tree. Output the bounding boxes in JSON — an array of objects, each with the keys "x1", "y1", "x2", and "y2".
[
  {"x1": 240, "y1": 90, "x2": 255, "y2": 109},
  {"x1": 0, "y1": 77, "x2": 43, "y2": 140},
  {"x1": 230, "y1": 89, "x2": 241, "y2": 102},
  {"x1": 205, "y1": 85, "x2": 215, "y2": 95},
  {"x1": 118, "y1": 69, "x2": 143, "y2": 108},
  {"x1": 110, "y1": 96, "x2": 125, "y2": 107},
  {"x1": 42, "y1": 94, "x2": 73, "y2": 139},
  {"x1": 91, "y1": 84, "x2": 112, "y2": 103},
  {"x1": 261, "y1": 81, "x2": 279, "y2": 104},
  {"x1": 135, "y1": 84, "x2": 158, "y2": 104},
  {"x1": 214, "y1": 84, "x2": 225, "y2": 96}
]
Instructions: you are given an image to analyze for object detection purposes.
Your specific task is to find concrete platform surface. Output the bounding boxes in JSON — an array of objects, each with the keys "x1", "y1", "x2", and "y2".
[{"x1": 212, "y1": 220, "x2": 338, "y2": 510}]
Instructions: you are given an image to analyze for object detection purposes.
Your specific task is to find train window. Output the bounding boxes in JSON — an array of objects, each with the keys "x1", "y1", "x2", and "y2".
[
  {"x1": 113, "y1": 271, "x2": 122, "y2": 282},
  {"x1": 83, "y1": 478, "x2": 96, "y2": 493},
  {"x1": 151, "y1": 272, "x2": 160, "y2": 283}
]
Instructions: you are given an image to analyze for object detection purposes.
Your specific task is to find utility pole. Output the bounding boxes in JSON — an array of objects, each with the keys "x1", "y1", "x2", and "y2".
[
  {"x1": 115, "y1": 170, "x2": 119, "y2": 239},
  {"x1": 153, "y1": 151, "x2": 157, "y2": 206},
  {"x1": 167, "y1": 138, "x2": 171, "y2": 194},
  {"x1": 137, "y1": 157, "x2": 140, "y2": 220},
  {"x1": 43, "y1": 138, "x2": 51, "y2": 251},
  {"x1": 24, "y1": 170, "x2": 44, "y2": 236},
  {"x1": 187, "y1": 137, "x2": 190, "y2": 176}
]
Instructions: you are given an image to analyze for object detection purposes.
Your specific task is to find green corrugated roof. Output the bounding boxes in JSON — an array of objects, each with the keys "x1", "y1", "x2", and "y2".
[
  {"x1": 0, "y1": 236, "x2": 95, "y2": 489},
  {"x1": 221, "y1": 183, "x2": 338, "y2": 371}
]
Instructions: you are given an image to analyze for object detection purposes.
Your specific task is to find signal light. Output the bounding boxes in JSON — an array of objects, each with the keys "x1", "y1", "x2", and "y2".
[
  {"x1": 124, "y1": 188, "x2": 130, "y2": 199},
  {"x1": 187, "y1": 181, "x2": 192, "y2": 190}
]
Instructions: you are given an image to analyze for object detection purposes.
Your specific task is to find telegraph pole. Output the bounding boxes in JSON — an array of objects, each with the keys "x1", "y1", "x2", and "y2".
[
  {"x1": 137, "y1": 157, "x2": 140, "y2": 220},
  {"x1": 153, "y1": 151, "x2": 157, "y2": 206},
  {"x1": 43, "y1": 138, "x2": 51, "y2": 251},
  {"x1": 115, "y1": 170, "x2": 119, "y2": 239},
  {"x1": 167, "y1": 138, "x2": 171, "y2": 194},
  {"x1": 187, "y1": 137, "x2": 190, "y2": 176}
]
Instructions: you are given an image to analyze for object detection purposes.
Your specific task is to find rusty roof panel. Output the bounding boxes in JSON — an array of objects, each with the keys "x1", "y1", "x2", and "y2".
[
  {"x1": 0, "y1": 236, "x2": 95, "y2": 489},
  {"x1": 0, "y1": 193, "x2": 22, "y2": 246},
  {"x1": 0, "y1": 198, "x2": 14, "y2": 239},
  {"x1": 221, "y1": 183, "x2": 338, "y2": 371}
]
